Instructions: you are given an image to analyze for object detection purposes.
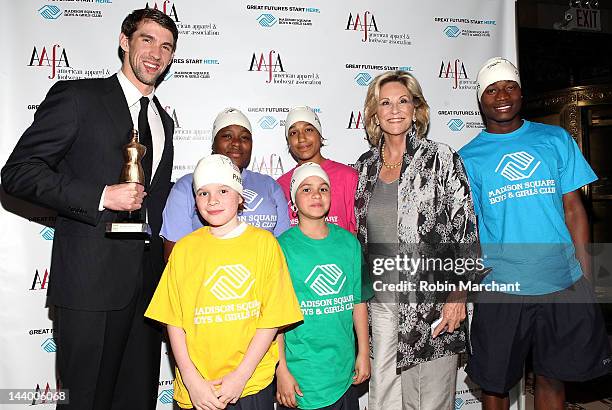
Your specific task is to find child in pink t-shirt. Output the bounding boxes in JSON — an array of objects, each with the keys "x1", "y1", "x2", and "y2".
[{"x1": 277, "y1": 106, "x2": 358, "y2": 233}]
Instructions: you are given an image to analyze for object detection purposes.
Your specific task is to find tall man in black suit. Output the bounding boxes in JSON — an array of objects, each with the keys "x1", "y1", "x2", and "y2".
[{"x1": 2, "y1": 9, "x2": 178, "y2": 410}]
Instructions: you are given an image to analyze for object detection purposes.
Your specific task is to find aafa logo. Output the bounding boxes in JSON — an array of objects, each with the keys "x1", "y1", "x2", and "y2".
[
  {"x1": 164, "y1": 106, "x2": 180, "y2": 128},
  {"x1": 29, "y1": 45, "x2": 70, "y2": 80},
  {"x1": 439, "y1": 59, "x2": 468, "y2": 89},
  {"x1": 242, "y1": 189, "x2": 264, "y2": 212},
  {"x1": 447, "y1": 119, "x2": 465, "y2": 131},
  {"x1": 258, "y1": 116, "x2": 278, "y2": 129},
  {"x1": 205, "y1": 264, "x2": 255, "y2": 301},
  {"x1": 288, "y1": 199, "x2": 298, "y2": 219},
  {"x1": 249, "y1": 51, "x2": 284, "y2": 83},
  {"x1": 257, "y1": 14, "x2": 277, "y2": 27},
  {"x1": 347, "y1": 111, "x2": 365, "y2": 129},
  {"x1": 38, "y1": 5, "x2": 62, "y2": 20},
  {"x1": 444, "y1": 26, "x2": 461, "y2": 37},
  {"x1": 354, "y1": 72, "x2": 372, "y2": 86},
  {"x1": 495, "y1": 151, "x2": 541, "y2": 181},
  {"x1": 40, "y1": 227, "x2": 55, "y2": 240},
  {"x1": 32, "y1": 381, "x2": 61, "y2": 405},
  {"x1": 30, "y1": 269, "x2": 50, "y2": 290},
  {"x1": 146, "y1": 1, "x2": 180, "y2": 22},
  {"x1": 158, "y1": 389, "x2": 174, "y2": 404},
  {"x1": 250, "y1": 154, "x2": 285, "y2": 177},
  {"x1": 346, "y1": 11, "x2": 379, "y2": 41},
  {"x1": 41, "y1": 338, "x2": 57, "y2": 353},
  {"x1": 305, "y1": 264, "x2": 346, "y2": 296}
]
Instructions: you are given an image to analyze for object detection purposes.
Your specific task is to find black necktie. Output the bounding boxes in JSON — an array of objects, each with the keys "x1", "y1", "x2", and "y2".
[{"x1": 138, "y1": 96, "x2": 153, "y2": 186}]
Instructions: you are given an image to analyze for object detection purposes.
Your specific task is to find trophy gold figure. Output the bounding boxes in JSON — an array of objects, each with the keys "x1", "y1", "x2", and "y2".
[{"x1": 105, "y1": 129, "x2": 151, "y2": 235}]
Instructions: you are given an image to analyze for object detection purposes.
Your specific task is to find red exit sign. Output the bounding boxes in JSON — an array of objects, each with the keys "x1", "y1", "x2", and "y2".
[{"x1": 568, "y1": 7, "x2": 601, "y2": 31}]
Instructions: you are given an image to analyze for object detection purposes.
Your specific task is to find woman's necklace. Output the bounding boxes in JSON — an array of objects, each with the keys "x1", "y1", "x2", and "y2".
[{"x1": 381, "y1": 143, "x2": 402, "y2": 169}]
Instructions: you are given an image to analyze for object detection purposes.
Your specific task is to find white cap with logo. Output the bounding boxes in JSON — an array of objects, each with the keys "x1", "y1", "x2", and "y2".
[
  {"x1": 192, "y1": 154, "x2": 243, "y2": 195},
  {"x1": 285, "y1": 106, "x2": 322, "y2": 139},
  {"x1": 212, "y1": 107, "x2": 252, "y2": 139},
  {"x1": 290, "y1": 162, "x2": 330, "y2": 204},
  {"x1": 476, "y1": 57, "x2": 521, "y2": 101}
]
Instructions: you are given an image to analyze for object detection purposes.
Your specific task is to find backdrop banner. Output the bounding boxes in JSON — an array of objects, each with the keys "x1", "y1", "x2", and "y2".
[{"x1": 0, "y1": 1, "x2": 517, "y2": 408}]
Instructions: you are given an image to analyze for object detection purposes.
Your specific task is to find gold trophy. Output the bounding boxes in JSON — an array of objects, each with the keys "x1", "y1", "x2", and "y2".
[{"x1": 106, "y1": 129, "x2": 151, "y2": 235}]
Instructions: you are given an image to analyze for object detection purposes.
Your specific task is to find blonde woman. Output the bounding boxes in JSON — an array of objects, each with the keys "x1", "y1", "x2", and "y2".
[{"x1": 353, "y1": 71, "x2": 482, "y2": 409}]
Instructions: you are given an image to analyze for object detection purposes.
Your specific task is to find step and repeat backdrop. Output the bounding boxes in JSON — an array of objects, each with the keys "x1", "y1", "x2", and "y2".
[{"x1": 1, "y1": 1, "x2": 517, "y2": 408}]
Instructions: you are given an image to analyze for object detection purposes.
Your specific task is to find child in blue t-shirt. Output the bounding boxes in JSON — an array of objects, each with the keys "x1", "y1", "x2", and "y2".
[
  {"x1": 160, "y1": 107, "x2": 290, "y2": 261},
  {"x1": 459, "y1": 57, "x2": 611, "y2": 410},
  {"x1": 275, "y1": 163, "x2": 373, "y2": 410}
]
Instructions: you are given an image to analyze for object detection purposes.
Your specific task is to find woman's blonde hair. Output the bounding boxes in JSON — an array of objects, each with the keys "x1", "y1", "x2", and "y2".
[{"x1": 364, "y1": 70, "x2": 430, "y2": 146}]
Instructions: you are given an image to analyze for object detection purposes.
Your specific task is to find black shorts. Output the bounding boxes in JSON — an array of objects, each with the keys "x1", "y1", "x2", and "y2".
[
  {"x1": 466, "y1": 276, "x2": 612, "y2": 394},
  {"x1": 277, "y1": 385, "x2": 359, "y2": 410},
  {"x1": 225, "y1": 382, "x2": 275, "y2": 410}
]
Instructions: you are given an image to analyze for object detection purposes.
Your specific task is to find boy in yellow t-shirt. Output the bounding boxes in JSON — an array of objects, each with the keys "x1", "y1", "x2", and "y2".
[{"x1": 145, "y1": 154, "x2": 303, "y2": 409}]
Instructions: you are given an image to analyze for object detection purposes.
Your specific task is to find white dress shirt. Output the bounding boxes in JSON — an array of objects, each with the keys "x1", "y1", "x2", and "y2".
[
  {"x1": 117, "y1": 70, "x2": 165, "y2": 175},
  {"x1": 99, "y1": 71, "x2": 167, "y2": 210}
]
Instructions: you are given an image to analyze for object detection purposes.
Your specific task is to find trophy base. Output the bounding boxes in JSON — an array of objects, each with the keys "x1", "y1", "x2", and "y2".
[{"x1": 106, "y1": 222, "x2": 152, "y2": 236}]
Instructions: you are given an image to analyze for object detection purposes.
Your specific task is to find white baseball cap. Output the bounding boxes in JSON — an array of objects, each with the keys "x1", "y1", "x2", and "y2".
[
  {"x1": 212, "y1": 107, "x2": 252, "y2": 139},
  {"x1": 192, "y1": 154, "x2": 243, "y2": 195},
  {"x1": 285, "y1": 106, "x2": 322, "y2": 139},
  {"x1": 290, "y1": 162, "x2": 330, "y2": 204},
  {"x1": 476, "y1": 57, "x2": 521, "y2": 101}
]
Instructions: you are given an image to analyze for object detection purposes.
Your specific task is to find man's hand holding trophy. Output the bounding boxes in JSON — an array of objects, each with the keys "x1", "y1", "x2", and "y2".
[{"x1": 105, "y1": 129, "x2": 152, "y2": 236}]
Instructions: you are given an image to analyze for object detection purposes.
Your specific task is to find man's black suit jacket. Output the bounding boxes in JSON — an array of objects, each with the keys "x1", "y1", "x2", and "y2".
[{"x1": 2, "y1": 75, "x2": 174, "y2": 311}]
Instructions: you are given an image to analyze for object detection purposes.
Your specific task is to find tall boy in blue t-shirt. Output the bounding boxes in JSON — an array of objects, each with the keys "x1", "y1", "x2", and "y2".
[{"x1": 459, "y1": 57, "x2": 611, "y2": 410}]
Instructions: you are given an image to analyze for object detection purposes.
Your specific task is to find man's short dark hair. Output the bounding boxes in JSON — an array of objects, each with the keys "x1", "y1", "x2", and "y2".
[{"x1": 118, "y1": 8, "x2": 179, "y2": 61}]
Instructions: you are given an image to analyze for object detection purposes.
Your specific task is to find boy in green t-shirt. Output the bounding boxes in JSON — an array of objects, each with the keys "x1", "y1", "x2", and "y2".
[
  {"x1": 145, "y1": 154, "x2": 303, "y2": 409},
  {"x1": 276, "y1": 162, "x2": 372, "y2": 410}
]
